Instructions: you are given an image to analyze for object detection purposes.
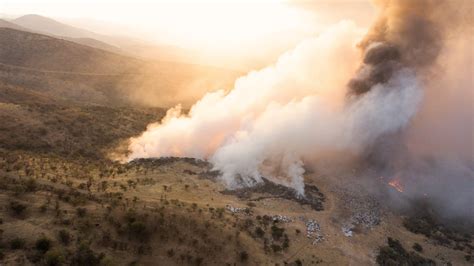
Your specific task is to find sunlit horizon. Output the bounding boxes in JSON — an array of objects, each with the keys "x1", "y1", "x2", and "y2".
[{"x1": 1, "y1": 0, "x2": 375, "y2": 66}]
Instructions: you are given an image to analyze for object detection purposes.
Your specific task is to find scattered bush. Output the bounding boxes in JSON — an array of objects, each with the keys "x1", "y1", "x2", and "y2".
[
  {"x1": 271, "y1": 244, "x2": 282, "y2": 253},
  {"x1": 10, "y1": 238, "x2": 26, "y2": 249},
  {"x1": 35, "y1": 237, "x2": 52, "y2": 253},
  {"x1": 239, "y1": 251, "x2": 248, "y2": 262},
  {"x1": 412, "y1": 243, "x2": 423, "y2": 252},
  {"x1": 124, "y1": 211, "x2": 149, "y2": 241},
  {"x1": 271, "y1": 225, "x2": 284, "y2": 240},
  {"x1": 76, "y1": 207, "x2": 87, "y2": 217},
  {"x1": 58, "y1": 230, "x2": 71, "y2": 245},
  {"x1": 465, "y1": 255, "x2": 471, "y2": 262},
  {"x1": 255, "y1": 227, "x2": 265, "y2": 238},
  {"x1": 40, "y1": 204, "x2": 48, "y2": 213},
  {"x1": 376, "y1": 237, "x2": 435, "y2": 266},
  {"x1": 247, "y1": 202, "x2": 256, "y2": 207},
  {"x1": 404, "y1": 215, "x2": 472, "y2": 250},
  {"x1": 9, "y1": 201, "x2": 27, "y2": 216},
  {"x1": 44, "y1": 249, "x2": 64, "y2": 266},
  {"x1": 71, "y1": 243, "x2": 104, "y2": 266},
  {"x1": 24, "y1": 178, "x2": 37, "y2": 192},
  {"x1": 282, "y1": 235, "x2": 290, "y2": 249},
  {"x1": 128, "y1": 221, "x2": 147, "y2": 240}
]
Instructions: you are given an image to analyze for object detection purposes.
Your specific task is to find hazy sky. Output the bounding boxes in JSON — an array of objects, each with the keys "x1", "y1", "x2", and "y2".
[
  {"x1": 1, "y1": 0, "x2": 375, "y2": 69},
  {"x1": 2, "y1": 0, "x2": 374, "y2": 44}
]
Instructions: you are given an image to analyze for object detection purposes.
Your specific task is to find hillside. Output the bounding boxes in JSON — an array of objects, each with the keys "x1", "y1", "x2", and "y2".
[
  {"x1": 0, "y1": 19, "x2": 31, "y2": 32},
  {"x1": 61, "y1": 37, "x2": 123, "y2": 54},
  {"x1": 0, "y1": 28, "x2": 140, "y2": 73},
  {"x1": 0, "y1": 28, "x2": 241, "y2": 107},
  {"x1": 10, "y1": 15, "x2": 124, "y2": 54},
  {"x1": 0, "y1": 127, "x2": 472, "y2": 265},
  {"x1": 0, "y1": 49, "x2": 472, "y2": 265},
  {"x1": 13, "y1": 14, "x2": 105, "y2": 41}
]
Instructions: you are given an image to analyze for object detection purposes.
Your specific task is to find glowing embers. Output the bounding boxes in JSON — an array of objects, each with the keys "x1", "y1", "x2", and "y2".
[
  {"x1": 388, "y1": 177, "x2": 404, "y2": 193},
  {"x1": 380, "y1": 175, "x2": 404, "y2": 193}
]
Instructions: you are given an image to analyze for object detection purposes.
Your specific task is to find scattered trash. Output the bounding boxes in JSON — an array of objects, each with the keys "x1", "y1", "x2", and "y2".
[
  {"x1": 272, "y1": 215, "x2": 293, "y2": 223},
  {"x1": 338, "y1": 186, "x2": 381, "y2": 230},
  {"x1": 225, "y1": 204, "x2": 249, "y2": 214},
  {"x1": 342, "y1": 224, "x2": 354, "y2": 237},
  {"x1": 306, "y1": 219, "x2": 324, "y2": 244}
]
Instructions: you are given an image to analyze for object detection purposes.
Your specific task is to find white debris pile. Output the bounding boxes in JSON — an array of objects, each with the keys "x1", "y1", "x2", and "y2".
[
  {"x1": 337, "y1": 186, "x2": 381, "y2": 229},
  {"x1": 350, "y1": 204, "x2": 380, "y2": 228},
  {"x1": 225, "y1": 204, "x2": 249, "y2": 214},
  {"x1": 305, "y1": 219, "x2": 324, "y2": 244},
  {"x1": 272, "y1": 215, "x2": 293, "y2": 223},
  {"x1": 342, "y1": 224, "x2": 354, "y2": 237}
]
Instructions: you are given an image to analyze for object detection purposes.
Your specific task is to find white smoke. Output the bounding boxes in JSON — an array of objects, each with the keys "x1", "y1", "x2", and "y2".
[{"x1": 127, "y1": 21, "x2": 423, "y2": 196}]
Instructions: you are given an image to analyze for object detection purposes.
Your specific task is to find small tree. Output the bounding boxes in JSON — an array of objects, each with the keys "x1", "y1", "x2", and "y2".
[
  {"x1": 9, "y1": 201, "x2": 27, "y2": 216},
  {"x1": 10, "y1": 238, "x2": 26, "y2": 249},
  {"x1": 35, "y1": 237, "x2": 52, "y2": 253},
  {"x1": 239, "y1": 251, "x2": 249, "y2": 262},
  {"x1": 76, "y1": 207, "x2": 87, "y2": 218},
  {"x1": 45, "y1": 249, "x2": 65, "y2": 266},
  {"x1": 58, "y1": 230, "x2": 71, "y2": 245}
]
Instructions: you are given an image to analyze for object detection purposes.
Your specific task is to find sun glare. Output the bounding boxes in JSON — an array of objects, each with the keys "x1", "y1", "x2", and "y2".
[
  {"x1": 139, "y1": 1, "x2": 311, "y2": 51},
  {"x1": 3, "y1": 0, "x2": 311, "y2": 52}
]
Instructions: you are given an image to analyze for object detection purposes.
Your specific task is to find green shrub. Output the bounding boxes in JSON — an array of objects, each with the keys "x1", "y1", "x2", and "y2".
[
  {"x1": 71, "y1": 243, "x2": 103, "y2": 266},
  {"x1": 58, "y1": 230, "x2": 71, "y2": 245},
  {"x1": 239, "y1": 251, "x2": 248, "y2": 262},
  {"x1": 271, "y1": 244, "x2": 282, "y2": 253},
  {"x1": 376, "y1": 238, "x2": 434, "y2": 266},
  {"x1": 35, "y1": 237, "x2": 52, "y2": 253},
  {"x1": 271, "y1": 225, "x2": 284, "y2": 240},
  {"x1": 412, "y1": 243, "x2": 423, "y2": 252},
  {"x1": 254, "y1": 227, "x2": 265, "y2": 238},
  {"x1": 24, "y1": 178, "x2": 37, "y2": 192},
  {"x1": 10, "y1": 238, "x2": 26, "y2": 249},
  {"x1": 9, "y1": 201, "x2": 27, "y2": 216},
  {"x1": 76, "y1": 207, "x2": 87, "y2": 217},
  {"x1": 44, "y1": 249, "x2": 64, "y2": 266}
]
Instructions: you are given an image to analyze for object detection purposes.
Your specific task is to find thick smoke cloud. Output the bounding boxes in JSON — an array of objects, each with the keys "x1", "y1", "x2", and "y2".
[
  {"x1": 348, "y1": 0, "x2": 457, "y2": 96},
  {"x1": 126, "y1": 21, "x2": 422, "y2": 195},
  {"x1": 351, "y1": 0, "x2": 474, "y2": 222},
  {"x1": 126, "y1": 0, "x2": 473, "y2": 214}
]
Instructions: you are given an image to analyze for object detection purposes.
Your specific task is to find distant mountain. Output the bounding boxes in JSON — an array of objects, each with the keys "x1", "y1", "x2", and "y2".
[
  {"x1": 13, "y1": 14, "x2": 100, "y2": 39},
  {"x1": 0, "y1": 27, "x2": 241, "y2": 107},
  {"x1": 0, "y1": 18, "x2": 31, "y2": 32},
  {"x1": 12, "y1": 14, "x2": 125, "y2": 53},
  {"x1": 0, "y1": 27, "x2": 140, "y2": 73},
  {"x1": 61, "y1": 37, "x2": 123, "y2": 54}
]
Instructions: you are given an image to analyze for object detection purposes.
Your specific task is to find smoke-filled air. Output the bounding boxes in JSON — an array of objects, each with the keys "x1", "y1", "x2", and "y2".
[
  {"x1": 127, "y1": 0, "x2": 472, "y2": 206},
  {"x1": 2, "y1": 0, "x2": 474, "y2": 264}
]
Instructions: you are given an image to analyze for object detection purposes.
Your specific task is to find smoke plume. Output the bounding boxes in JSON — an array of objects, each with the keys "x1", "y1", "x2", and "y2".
[{"x1": 126, "y1": 0, "x2": 472, "y2": 203}]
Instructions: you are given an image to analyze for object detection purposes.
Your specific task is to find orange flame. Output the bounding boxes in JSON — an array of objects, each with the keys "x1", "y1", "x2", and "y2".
[{"x1": 388, "y1": 178, "x2": 404, "y2": 193}]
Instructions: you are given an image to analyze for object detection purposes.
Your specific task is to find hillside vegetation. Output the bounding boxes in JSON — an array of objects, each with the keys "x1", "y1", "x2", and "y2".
[{"x1": 0, "y1": 28, "x2": 240, "y2": 107}]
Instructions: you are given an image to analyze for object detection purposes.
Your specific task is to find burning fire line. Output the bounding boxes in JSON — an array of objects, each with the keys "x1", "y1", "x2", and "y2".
[{"x1": 388, "y1": 178, "x2": 404, "y2": 193}]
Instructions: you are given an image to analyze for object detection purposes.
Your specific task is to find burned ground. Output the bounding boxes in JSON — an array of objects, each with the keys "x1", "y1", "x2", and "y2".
[{"x1": 221, "y1": 177, "x2": 325, "y2": 211}]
